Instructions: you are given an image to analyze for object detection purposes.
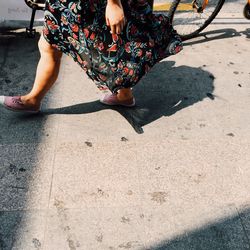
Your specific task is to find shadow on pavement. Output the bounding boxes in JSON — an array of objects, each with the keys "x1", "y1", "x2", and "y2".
[
  {"x1": 43, "y1": 61, "x2": 215, "y2": 134},
  {"x1": 142, "y1": 207, "x2": 250, "y2": 250},
  {"x1": 0, "y1": 31, "x2": 49, "y2": 144},
  {"x1": 184, "y1": 28, "x2": 250, "y2": 46},
  {"x1": 0, "y1": 31, "x2": 49, "y2": 249}
]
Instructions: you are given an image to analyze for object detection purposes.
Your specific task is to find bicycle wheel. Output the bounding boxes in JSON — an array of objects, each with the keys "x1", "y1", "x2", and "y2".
[
  {"x1": 167, "y1": 0, "x2": 225, "y2": 40},
  {"x1": 243, "y1": 3, "x2": 250, "y2": 19}
]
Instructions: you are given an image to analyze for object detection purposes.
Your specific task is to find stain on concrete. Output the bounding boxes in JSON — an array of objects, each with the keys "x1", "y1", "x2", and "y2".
[
  {"x1": 181, "y1": 135, "x2": 188, "y2": 140},
  {"x1": 227, "y1": 133, "x2": 235, "y2": 137},
  {"x1": 75, "y1": 189, "x2": 109, "y2": 200},
  {"x1": 149, "y1": 192, "x2": 168, "y2": 205},
  {"x1": 238, "y1": 84, "x2": 242, "y2": 87},
  {"x1": 234, "y1": 71, "x2": 239, "y2": 75},
  {"x1": 189, "y1": 174, "x2": 206, "y2": 184},
  {"x1": 4, "y1": 79, "x2": 11, "y2": 84},
  {"x1": 121, "y1": 216, "x2": 130, "y2": 223},
  {"x1": 85, "y1": 141, "x2": 93, "y2": 147},
  {"x1": 121, "y1": 137, "x2": 128, "y2": 142},
  {"x1": 97, "y1": 188, "x2": 105, "y2": 196},
  {"x1": 139, "y1": 214, "x2": 144, "y2": 219},
  {"x1": 89, "y1": 188, "x2": 109, "y2": 198},
  {"x1": 68, "y1": 239, "x2": 77, "y2": 250},
  {"x1": 54, "y1": 199, "x2": 64, "y2": 210},
  {"x1": 127, "y1": 190, "x2": 133, "y2": 195},
  {"x1": 32, "y1": 238, "x2": 41, "y2": 249},
  {"x1": 155, "y1": 167, "x2": 160, "y2": 170},
  {"x1": 118, "y1": 241, "x2": 140, "y2": 249},
  {"x1": 96, "y1": 233, "x2": 103, "y2": 242},
  {"x1": 54, "y1": 199, "x2": 80, "y2": 250},
  {"x1": 9, "y1": 163, "x2": 18, "y2": 174}
]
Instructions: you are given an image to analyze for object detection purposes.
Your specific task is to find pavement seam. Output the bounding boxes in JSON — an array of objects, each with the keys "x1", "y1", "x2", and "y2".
[
  {"x1": 41, "y1": 120, "x2": 60, "y2": 250},
  {"x1": 41, "y1": 63, "x2": 66, "y2": 250}
]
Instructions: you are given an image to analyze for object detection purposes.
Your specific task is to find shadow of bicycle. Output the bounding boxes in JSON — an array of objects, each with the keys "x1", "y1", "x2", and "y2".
[{"x1": 183, "y1": 28, "x2": 250, "y2": 46}]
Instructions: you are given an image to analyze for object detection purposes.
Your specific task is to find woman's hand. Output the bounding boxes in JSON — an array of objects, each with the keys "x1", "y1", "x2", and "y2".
[{"x1": 106, "y1": 0, "x2": 126, "y2": 34}]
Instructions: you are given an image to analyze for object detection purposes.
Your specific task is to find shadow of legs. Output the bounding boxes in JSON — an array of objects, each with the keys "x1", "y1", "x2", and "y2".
[{"x1": 40, "y1": 61, "x2": 215, "y2": 134}]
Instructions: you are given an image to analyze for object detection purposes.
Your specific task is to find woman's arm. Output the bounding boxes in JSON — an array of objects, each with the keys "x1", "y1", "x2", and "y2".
[{"x1": 106, "y1": 0, "x2": 126, "y2": 34}]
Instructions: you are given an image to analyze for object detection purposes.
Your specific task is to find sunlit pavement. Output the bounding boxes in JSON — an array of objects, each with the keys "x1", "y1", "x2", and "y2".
[{"x1": 0, "y1": 1, "x2": 250, "y2": 249}]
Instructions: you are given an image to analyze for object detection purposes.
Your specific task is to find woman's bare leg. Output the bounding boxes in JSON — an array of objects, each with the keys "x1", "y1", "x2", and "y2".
[
  {"x1": 21, "y1": 34, "x2": 62, "y2": 109},
  {"x1": 22, "y1": 33, "x2": 132, "y2": 106}
]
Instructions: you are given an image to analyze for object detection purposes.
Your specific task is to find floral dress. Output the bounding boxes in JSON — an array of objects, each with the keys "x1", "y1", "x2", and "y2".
[{"x1": 42, "y1": 0, "x2": 183, "y2": 93}]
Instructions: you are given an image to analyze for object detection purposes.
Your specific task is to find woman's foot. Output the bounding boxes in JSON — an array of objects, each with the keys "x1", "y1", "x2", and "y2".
[
  {"x1": 100, "y1": 93, "x2": 135, "y2": 107},
  {"x1": 0, "y1": 95, "x2": 41, "y2": 113}
]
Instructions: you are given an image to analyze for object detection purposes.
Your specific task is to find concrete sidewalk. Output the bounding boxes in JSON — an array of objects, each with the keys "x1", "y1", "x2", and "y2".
[{"x1": 0, "y1": 2, "x2": 250, "y2": 250}]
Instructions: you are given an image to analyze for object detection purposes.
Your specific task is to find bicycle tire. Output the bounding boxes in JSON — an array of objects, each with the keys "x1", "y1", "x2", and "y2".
[
  {"x1": 243, "y1": 3, "x2": 250, "y2": 19},
  {"x1": 169, "y1": 0, "x2": 225, "y2": 40}
]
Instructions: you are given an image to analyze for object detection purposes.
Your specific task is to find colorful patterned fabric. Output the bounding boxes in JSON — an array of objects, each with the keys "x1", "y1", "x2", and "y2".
[{"x1": 43, "y1": 0, "x2": 183, "y2": 93}]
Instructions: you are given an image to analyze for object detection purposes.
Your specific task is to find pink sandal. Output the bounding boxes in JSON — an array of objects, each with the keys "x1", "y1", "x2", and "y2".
[
  {"x1": 100, "y1": 93, "x2": 136, "y2": 107},
  {"x1": 0, "y1": 96, "x2": 40, "y2": 114}
]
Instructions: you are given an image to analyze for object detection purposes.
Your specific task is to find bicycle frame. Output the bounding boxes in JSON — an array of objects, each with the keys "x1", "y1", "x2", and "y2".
[{"x1": 24, "y1": 0, "x2": 45, "y2": 37}]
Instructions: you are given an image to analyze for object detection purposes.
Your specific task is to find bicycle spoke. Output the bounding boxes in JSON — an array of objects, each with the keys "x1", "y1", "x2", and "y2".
[{"x1": 170, "y1": 0, "x2": 223, "y2": 38}]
